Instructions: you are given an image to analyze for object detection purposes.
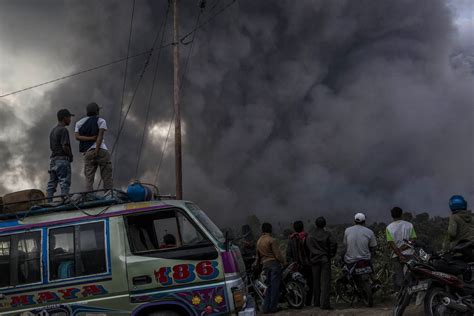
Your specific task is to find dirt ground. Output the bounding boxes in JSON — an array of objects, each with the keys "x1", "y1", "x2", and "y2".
[{"x1": 257, "y1": 303, "x2": 424, "y2": 315}]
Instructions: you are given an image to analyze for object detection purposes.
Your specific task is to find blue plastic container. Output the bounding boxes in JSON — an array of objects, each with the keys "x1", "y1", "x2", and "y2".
[{"x1": 127, "y1": 182, "x2": 153, "y2": 202}]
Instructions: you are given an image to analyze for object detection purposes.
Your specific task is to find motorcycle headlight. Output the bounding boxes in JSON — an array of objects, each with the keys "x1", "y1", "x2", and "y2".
[
  {"x1": 292, "y1": 272, "x2": 305, "y2": 282},
  {"x1": 419, "y1": 249, "x2": 431, "y2": 262}
]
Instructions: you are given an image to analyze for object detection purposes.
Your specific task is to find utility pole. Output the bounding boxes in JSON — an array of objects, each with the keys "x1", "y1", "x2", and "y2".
[{"x1": 173, "y1": 0, "x2": 183, "y2": 199}]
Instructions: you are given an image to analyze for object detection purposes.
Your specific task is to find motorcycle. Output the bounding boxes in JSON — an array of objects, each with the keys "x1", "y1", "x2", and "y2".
[
  {"x1": 393, "y1": 240, "x2": 474, "y2": 316},
  {"x1": 392, "y1": 240, "x2": 434, "y2": 316},
  {"x1": 250, "y1": 261, "x2": 308, "y2": 310},
  {"x1": 335, "y1": 259, "x2": 380, "y2": 307},
  {"x1": 424, "y1": 240, "x2": 474, "y2": 316}
]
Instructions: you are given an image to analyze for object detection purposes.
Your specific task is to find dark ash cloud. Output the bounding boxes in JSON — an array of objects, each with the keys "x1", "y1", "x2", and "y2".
[{"x1": 1, "y1": 0, "x2": 473, "y2": 226}]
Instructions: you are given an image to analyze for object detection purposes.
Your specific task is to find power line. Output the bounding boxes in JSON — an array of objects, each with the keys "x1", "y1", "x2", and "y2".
[
  {"x1": 114, "y1": 0, "x2": 136, "y2": 178},
  {"x1": 0, "y1": 0, "x2": 237, "y2": 98},
  {"x1": 154, "y1": 0, "x2": 236, "y2": 185},
  {"x1": 180, "y1": 0, "x2": 236, "y2": 45},
  {"x1": 154, "y1": 3, "x2": 204, "y2": 185},
  {"x1": 154, "y1": 112, "x2": 174, "y2": 185},
  {"x1": 109, "y1": 4, "x2": 171, "y2": 157},
  {"x1": 0, "y1": 48, "x2": 171, "y2": 98},
  {"x1": 135, "y1": 5, "x2": 170, "y2": 178},
  {"x1": 96, "y1": 3, "x2": 171, "y2": 189}
]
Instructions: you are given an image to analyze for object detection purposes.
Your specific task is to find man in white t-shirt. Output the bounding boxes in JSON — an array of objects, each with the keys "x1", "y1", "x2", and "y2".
[
  {"x1": 74, "y1": 102, "x2": 113, "y2": 191},
  {"x1": 343, "y1": 213, "x2": 377, "y2": 264},
  {"x1": 386, "y1": 207, "x2": 416, "y2": 291}
]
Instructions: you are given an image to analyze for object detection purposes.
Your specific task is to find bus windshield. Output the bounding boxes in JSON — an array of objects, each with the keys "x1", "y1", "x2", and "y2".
[{"x1": 186, "y1": 203, "x2": 225, "y2": 243}]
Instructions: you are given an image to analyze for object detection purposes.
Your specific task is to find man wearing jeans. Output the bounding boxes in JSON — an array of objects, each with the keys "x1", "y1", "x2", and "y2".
[
  {"x1": 256, "y1": 223, "x2": 286, "y2": 314},
  {"x1": 47, "y1": 109, "x2": 74, "y2": 200},
  {"x1": 75, "y1": 102, "x2": 113, "y2": 191}
]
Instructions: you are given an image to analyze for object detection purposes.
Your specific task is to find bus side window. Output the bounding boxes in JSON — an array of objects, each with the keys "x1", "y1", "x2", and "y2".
[
  {"x1": 126, "y1": 209, "x2": 209, "y2": 254},
  {"x1": 0, "y1": 232, "x2": 42, "y2": 287},
  {"x1": 49, "y1": 227, "x2": 75, "y2": 280},
  {"x1": 0, "y1": 236, "x2": 10, "y2": 287},
  {"x1": 78, "y1": 222, "x2": 106, "y2": 276},
  {"x1": 49, "y1": 222, "x2": 106, "y2": 280},
  {"x1": 16, "y1": 232, "x2": 41, "y2": 285},
  {"x1": 177, "y1": 212, "x2": 206, "y2": 245}
]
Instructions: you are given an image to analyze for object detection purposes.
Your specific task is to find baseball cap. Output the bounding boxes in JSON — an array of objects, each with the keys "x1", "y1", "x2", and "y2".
[
  {"x1": 354, "y1": 212, "x2": 366, "y2": 223},
  {"x1": 86, "y1": 102, "x2": 101, "y2": 115},
  {"x1": 57, "y1": 109, "x2": 75, "y2": 120}
]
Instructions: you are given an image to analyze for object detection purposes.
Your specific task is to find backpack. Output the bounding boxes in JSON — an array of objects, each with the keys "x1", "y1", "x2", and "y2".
[{"x1": 78, "y1": 117, "x2": 99, "y2": 152}]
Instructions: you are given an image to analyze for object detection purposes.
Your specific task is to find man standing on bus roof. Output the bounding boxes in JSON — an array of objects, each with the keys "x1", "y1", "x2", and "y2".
[
  {"x1": 74, "y1": 102, "x2": 113, "y2": 191},
  {"x1": 46, "y1": 109, "x2": 74, "y2": 201}
]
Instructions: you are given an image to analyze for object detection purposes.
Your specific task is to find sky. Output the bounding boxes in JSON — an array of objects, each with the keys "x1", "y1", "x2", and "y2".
[{"x1": 0, "y1": 0, "x2": 473, "y2": 226}]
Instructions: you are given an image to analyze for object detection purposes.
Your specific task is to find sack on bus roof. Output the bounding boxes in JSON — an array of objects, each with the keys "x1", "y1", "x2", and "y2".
[{"x1": 2, "y1": 189, "x2": 45, "y2": 213}]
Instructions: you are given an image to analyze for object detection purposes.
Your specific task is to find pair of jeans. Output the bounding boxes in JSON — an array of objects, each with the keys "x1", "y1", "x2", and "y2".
[
  {"x1": 263, "y1": 261, "x2": 282, "y2": 313},
  {"x1": 46, "y1": 159, "x2": 71, "y2": 199},
  {"x1": 84, "y1": 149, "x2": 113, "y2": 191},
  {"x1": 312, "y1": 260, "x2": 331, "y2": 308}
]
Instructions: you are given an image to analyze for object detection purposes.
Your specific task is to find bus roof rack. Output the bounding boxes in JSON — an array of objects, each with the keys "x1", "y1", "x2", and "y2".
[
  {"x1": 0, "y1": 189, "x2": 127, "y2": 221},
  {"x1": 0, "y1": 187, "x2": 177, "y2": 222}
]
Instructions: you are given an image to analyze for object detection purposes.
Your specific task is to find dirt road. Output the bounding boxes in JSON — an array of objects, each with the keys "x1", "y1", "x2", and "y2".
[{"x1": 258, "y1": 304, "x2": 424, "y2": 315}]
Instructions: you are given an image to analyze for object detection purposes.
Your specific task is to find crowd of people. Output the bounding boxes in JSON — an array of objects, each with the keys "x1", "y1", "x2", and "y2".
[
  {"x1": 47, "y1": 103, "x2": 113, "y2": 199},
  {"x1": 249, "y1": 195, "x2": 474, "y2": 314}
]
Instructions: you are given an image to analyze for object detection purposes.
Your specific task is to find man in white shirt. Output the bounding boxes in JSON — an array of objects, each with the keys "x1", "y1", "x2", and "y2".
[
  {"x1": 74, "y1": 102, "x2": 113, "y2": 191},
  {"x1": 386, "y1": 207, "x2": 416, "y2": 291},
  {"x1": 343, "y1": 213, "x2": 377, "y2": 264}
]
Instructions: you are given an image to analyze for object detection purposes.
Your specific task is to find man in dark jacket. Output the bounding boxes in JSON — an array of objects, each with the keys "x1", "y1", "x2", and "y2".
[
  {"x1": 286, "y1": 220, "x2": 313, "y2": 306},
  {"x1": 307, "y1": 217, "x2": 337, "y2": 309}
]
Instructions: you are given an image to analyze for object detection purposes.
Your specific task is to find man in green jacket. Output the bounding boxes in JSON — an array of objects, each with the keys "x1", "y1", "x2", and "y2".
[{"x1": 447, "y1": 195, "x2": 474, "y2": 248}]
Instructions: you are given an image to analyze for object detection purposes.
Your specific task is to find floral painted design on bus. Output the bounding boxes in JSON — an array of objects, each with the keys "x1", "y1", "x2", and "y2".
[
  {"x1": 131, "y1": 285, "x2": 228, "y2": 315},
  {"x1": 177, "y1": 286, "x2": 227, "y2": 315}
]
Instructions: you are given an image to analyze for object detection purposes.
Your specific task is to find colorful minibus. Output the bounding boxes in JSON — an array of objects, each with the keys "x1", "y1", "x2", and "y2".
[{"x1": 0, "y1": 191, "x2": 254, "y2": 316}]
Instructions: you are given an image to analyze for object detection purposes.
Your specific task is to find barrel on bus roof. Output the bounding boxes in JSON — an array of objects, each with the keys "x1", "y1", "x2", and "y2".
[{"x1": 2, "y1": 189, "x2": 45, "y2": 213}]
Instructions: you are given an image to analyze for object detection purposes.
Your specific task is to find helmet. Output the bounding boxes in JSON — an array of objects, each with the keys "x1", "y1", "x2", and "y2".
[
  {"x1": 449, "y1": 195, "x2": 467, "y2": 212},
  {"x1": 354, "y1": 212, "x2": 366, "y2": 223}
]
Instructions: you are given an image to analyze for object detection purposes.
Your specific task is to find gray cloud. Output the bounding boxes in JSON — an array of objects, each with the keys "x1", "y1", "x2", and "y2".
[{"x1": 0, "y1": 0, "x2": 473, "y2": 226}]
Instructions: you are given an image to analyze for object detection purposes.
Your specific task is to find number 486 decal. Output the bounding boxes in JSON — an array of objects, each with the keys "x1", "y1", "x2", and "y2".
[{"x1": 154, "y1": 260, "x2": 220, "y2": 285}]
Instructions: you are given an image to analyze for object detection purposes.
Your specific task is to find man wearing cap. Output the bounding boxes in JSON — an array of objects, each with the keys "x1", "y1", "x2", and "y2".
[
  {"x1": 343, "y1": 213, "x2": 377, "y2": 264},
  {"x1": 74, "y1": 102, "x2": 113, "y2": 191},
  {"x1": 46, "y1": 109, "x2": 74, "y2": 200}
]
